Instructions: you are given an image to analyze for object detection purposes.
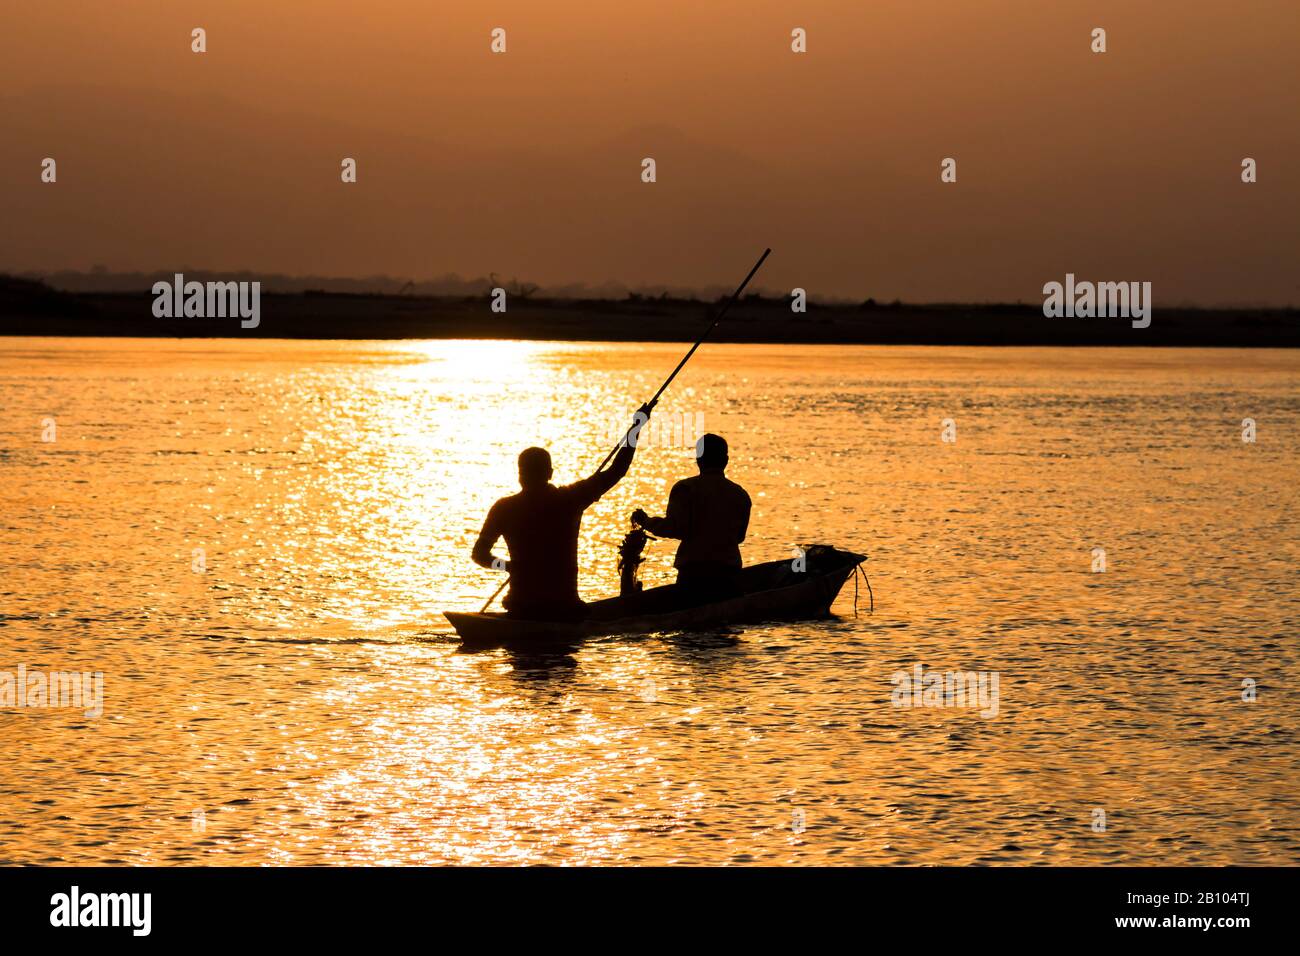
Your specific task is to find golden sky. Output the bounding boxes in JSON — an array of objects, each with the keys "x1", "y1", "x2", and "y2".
[{"x1": 2, "y1": 1, "x2": 1296, "y2": 304}]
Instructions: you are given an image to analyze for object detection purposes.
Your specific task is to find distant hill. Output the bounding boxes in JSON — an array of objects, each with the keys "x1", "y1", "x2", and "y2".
[
  {"x1": 16, "y1": 268, "x2": 725, "y2": 301},
  {"x1": 1, "y1": 275, "x2": 1296, "y2": 346}
]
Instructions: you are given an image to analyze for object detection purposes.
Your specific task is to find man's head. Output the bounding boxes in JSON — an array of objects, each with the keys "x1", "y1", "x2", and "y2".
[
  {"x1": 695, "y1": 433, "x2": 729, "y2": 471},
  {"x1": 518, "y1": 446, "x2": 553, "y2": 489}
]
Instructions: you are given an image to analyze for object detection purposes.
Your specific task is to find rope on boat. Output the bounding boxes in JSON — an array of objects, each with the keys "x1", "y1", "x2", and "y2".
[{"x1": 851, "y1": 561, "x2": 874, "y2": 617}]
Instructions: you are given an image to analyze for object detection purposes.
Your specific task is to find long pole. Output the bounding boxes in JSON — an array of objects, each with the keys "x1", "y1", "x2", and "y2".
[
  {"x1": 481, "y1": 247, "x2": 772, "y2": 613},
  {"x1": 481, "y1": 573, "x2": 509, "y2": 612},
  {"x1": 594, "y1": 246, "x2": 771, "y2": 473}
]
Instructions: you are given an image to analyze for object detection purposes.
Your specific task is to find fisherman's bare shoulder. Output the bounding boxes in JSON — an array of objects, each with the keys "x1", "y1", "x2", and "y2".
[
  {"x1": 725, "y1": 477, "x2": 752, "y2": 501},
  {"x1": 488, "y1": 490, "x2": 529, "y2": 518}
]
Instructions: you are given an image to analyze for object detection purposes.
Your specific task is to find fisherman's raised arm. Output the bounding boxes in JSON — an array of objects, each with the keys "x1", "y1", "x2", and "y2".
[{"x1": 586, "y1": 403, "x2": 654, "y2": 499}]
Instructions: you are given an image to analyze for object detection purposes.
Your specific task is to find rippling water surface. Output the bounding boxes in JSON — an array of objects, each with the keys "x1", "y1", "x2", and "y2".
[{"x1": 2, "y1": 338, "x2": 1298, "y2": 865}]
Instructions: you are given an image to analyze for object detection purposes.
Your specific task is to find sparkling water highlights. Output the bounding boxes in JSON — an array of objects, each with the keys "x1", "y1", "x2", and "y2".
[{"x1": 2, "y1": 338, "x2": 1298, "y2": 864}]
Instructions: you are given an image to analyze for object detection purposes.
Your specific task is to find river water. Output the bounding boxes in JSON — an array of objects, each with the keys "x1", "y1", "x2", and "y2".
[{"x1": 1, "y1": 338, "x2": 1297, "y2": 864}]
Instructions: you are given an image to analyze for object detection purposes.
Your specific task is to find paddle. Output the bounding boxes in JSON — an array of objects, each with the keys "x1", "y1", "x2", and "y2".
[{"x1": 480, "y1": 247, "x2": 773, "y2": 613}]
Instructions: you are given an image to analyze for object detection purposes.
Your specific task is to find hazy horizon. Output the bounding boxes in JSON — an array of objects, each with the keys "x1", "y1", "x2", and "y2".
[{"x1": 3, "y1": 1, "x2": 1297, "y2": 306}]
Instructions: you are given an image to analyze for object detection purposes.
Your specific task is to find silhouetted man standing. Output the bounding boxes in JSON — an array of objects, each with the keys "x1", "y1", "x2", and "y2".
[
  {"x1": 473, "y1": 405, "x2": 652, "y2": 620},
  {"x1": 632, "y1": 433, "x2": 751, "y2": 605}
]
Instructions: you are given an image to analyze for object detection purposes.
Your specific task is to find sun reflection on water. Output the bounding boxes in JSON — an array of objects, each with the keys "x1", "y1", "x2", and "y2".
[{"x1": 2, "y1": 339, "x2": 1298, "y2": 864}]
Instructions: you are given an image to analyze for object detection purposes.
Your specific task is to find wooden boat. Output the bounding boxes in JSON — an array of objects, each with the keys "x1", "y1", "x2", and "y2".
[{"x1": 445, "y1": 545, "x2": 867, "y2": 647}]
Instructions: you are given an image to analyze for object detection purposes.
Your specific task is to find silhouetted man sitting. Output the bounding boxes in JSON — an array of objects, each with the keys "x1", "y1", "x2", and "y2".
[
  {"x1": 631, "y1": 433, "x2": 752, "y2": 606},
  {"x1": 473, "y1": 405, "x2": 653, "y2": 621}
]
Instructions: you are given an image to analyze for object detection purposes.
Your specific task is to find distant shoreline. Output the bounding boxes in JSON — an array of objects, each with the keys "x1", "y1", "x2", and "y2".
[{"x1": 2, "y1": 279, "x2": 1296, "y2": 347}]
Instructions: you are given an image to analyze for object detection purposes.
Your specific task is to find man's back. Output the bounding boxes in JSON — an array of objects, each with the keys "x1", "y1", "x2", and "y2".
[
  {"x1": 480, "y1": 481, "x2": 596, "y2": 613},
  {"x1": 650, "y1": 471, "x2": 752, "y2": 569},
  {"x1": 473, "y1": 436, "x2": 638, "y2": 620}
]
